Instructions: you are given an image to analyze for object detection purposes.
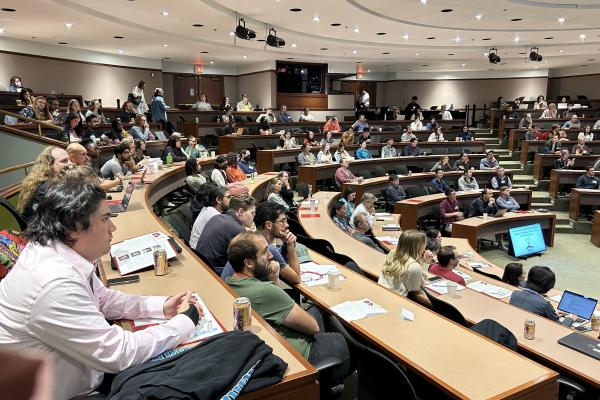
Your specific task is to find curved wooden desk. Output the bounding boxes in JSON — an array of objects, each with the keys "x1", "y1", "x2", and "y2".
[
  {"x1": 549, "y1": 169, "x2": 600, "y2": 199},
  {"x1": 569, "y1": 188, "x2": 600, "y2": 220},
  {"x1": 295, "y1": 192, "x2": 558, "y2": 398},
  {"x1": 592, "y1": 210, "x2": 600, "y2": 247},
  {"x1": 534, "y1": 154, "x2": 597, "y2": 180},
  {"x1": 394, "y1": 189, "x2": 532, "y2": 230},
  {"x1": 451, "y1": 211, "x2": 556, "y2": 249},
  {"x1": 299, "y1": 192, "x2": 600, "y2": 391},
  {"x1": 100, "y1": 164, "x2": 318, "y2": 400}
]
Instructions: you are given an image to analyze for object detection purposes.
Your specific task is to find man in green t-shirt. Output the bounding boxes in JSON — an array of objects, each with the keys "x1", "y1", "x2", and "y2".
[{"x1": 225, "y1": 231, "x2": 351, "y2": 384}]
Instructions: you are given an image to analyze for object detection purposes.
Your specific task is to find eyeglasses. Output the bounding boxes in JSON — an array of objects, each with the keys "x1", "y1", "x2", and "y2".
[{"x1": 274, "y1": 218, "x2": 287, "y2": 225}]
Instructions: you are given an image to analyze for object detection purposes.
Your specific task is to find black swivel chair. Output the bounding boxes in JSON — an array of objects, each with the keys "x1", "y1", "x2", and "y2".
[
  {"x1": 329, "y1": 315, "x2": 417, "y2": 400},
  {"x1": 0, "y1": 196, "x2": 27, "y2": 231},
  {"x1": 422, "y1": 286, "x2": 469, "y2": 327},
  {"x1": 395, "y1": 164, "x2": 409, "y2": 176},
  {"x1": 405, "y1": 186, "x2": 427, "y2": 199},
  {"x1": 372, "y1": 166, "x2": 386, "y2": 177},
  {"x1": 162, "y1": 209, "x2": 192, "y2": 246}
]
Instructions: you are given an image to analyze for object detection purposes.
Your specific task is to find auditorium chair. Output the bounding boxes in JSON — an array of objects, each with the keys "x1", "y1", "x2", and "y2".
[
  {"x1": 405, "y1": 186, "x2": 427, "y2": 199},
  {"x1": 0, "y1": 196, "x2": 27, "y2": 231},
  {"x1": 431, "y1": 147, "x2": 448, "y2": 155},
  {"x1": 422, "y1": 286, "x2": 469, "y2": 327},
  {"x1": 372, "y1": 166, "x2": 386, "y2": 178},
  {"x1": 328, "y1": 315, "x2": 417, "y2": 400},
  {"x1": 393, "y1": 165, "x2": 409, "y2": 176}
]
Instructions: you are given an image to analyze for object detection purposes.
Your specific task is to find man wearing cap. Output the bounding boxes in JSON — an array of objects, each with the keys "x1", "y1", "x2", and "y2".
[{"x1": 480, "y1": 150, "x2": 499, "y2": 170}]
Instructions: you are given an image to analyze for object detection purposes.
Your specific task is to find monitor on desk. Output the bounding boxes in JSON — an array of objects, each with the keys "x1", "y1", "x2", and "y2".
[{"x1": 508, "y1": 223, "x2": 547, "y2": 257}]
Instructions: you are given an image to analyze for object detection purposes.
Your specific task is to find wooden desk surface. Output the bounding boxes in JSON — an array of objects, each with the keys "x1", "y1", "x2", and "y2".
[
  {"x1": 533, "y1": 154, "x2": 598, "y2": 180},
  {"x1": 549, "y1": 169, "x2": 600, "y2": 199},
  {"x1": 592, "y1": 210, "x2": 600, "y2": 247},
  {"x1": 100, "y1": 167, "x2": 318, "y2": 399},
  {"x1": 569, "y1": 188, "x2": 600, "y2": 220},
  {"x1": 298, "y1": 192, "x2": 599, "y2": 390},
  {"x1": 294, "y1": 193, "x2": 558, "y2": 399}
]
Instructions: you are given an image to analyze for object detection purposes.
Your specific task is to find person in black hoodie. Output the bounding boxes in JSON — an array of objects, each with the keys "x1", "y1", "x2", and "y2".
[
  {"x1": 403, "y1": 95, "x2": 421, "y2": 120},
  {"x1": 161, "y1": 136, "x2": 187, "y2": 163}
]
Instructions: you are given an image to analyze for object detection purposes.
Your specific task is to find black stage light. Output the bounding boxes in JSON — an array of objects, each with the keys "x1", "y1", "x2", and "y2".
[
  {"x1": 235, "y1": 18, "x2": 256, "y2": 40},
  {"x1": 488, "y1": 48, "x2": 501, "y2": 64},
  {"x1": 266, "y1": 28, "x2": 285, "y2": 47},
  {"x1": 529, "y1": 47, "x2": 543, "y2": 62}
]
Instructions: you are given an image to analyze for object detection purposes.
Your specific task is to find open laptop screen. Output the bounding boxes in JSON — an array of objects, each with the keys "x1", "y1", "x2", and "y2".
[
  {"x1": 121, "y1": 181, "x2": 135, "y2": 211},
  {"x1": 557, "y1": 290, "x2": 598, "y2": 320}
]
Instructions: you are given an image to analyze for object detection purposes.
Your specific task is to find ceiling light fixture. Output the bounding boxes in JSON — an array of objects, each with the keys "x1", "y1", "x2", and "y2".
[
  {"x1": 488, "y1": 48, "x2": 501, "y2": 64},
  {"x1": 64, "y1": 22, "x2": 73, "y2": 29},
  {"x1": 513, "y1": 35, "x2": 520, "y2": 43},
  {"x1": 558, "y1": 17, "x2": 565, "y2": 24},
  {"x1": 161, "y1": 11, "x2": 169, "y2": 16},
  {"x1": 352, "y1": 49, "x2": 358, "y2": 54},
  {"x1": 559, "y1": 49, "x2": 564, "y2": 53},
  {"x1": 291, "y1": 43, "x2": 297, "y2": 48},
  {"x1": 462, "y1": 63, "x2": 466, "y2": 66},
  {"x1": 0, "y1": 28, "x2": 4, "y2": 34},
  {"x1": 312, "y1": 15, "x2": 320, "y2": 22},
  {"x1": 352, "y1": 26, "x2": 360, "y2": 33},
  {"x1": 266, "y1": 27, "x2": 286, "y2": 47},
  {"x1": 242, "y1": 55, "x2": 247, "y2": 58},
  {"x1": 117, "y1": 49, "x2": 123, "y2": 54},
  {"x1": 229, "y1": 31, "x2": 235, "y2": 36},
  {"x1": 235, "y1": 18, "x2": 256, "y2": 40},
  {"x1": 209, "y1": 61, "x2": 214, "y2": 64},
  {"x1": 162, "y1": 44, "x2": 169, "y2": 47},
  {"x1": 403, "y1": 33, "x2": 409, "y2": 40},
  {"x1": 579, "y1": 33, "x2": 586, "y2": 40},
  {"x1": 529, "y1": 47, "x2": 543, "y2": 62},
  {"x1": 367, "y1": 69, "x2": 371, "y2": 72},
  {"x1": 420, "y1": 0, "x2": 427, "y2": 4},
  {"x1": 475, "y1": 13, "x2": 482, "y2": 20},
  {"x1": 415, "y1": 52, "x2": 419, "y2": 56},
  {"x1": 454, "y1": 36, "x2": 461, "y2": 42}
]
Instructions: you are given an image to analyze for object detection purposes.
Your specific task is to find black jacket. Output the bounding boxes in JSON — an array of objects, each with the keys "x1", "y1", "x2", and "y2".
[{"x1": 109, "y1": 330, "x2": 288, "y2": 400}]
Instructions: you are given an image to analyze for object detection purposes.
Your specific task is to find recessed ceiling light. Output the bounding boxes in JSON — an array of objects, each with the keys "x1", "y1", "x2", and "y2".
[
  {"x1": 64, "y1": 22, "x2": 73, "y2": 29},
  {"x1": 1, "y1": 8, "x2": 16, "y2": 12},
  {"x1": 579, "y1": 34, "x2": 586, "y2": 40},
  {"x1": 420, "y1": 0, "x2": 427, "y2": 4},
  {"x1": 229, "y1": 31, "x2": 235, "y2": 36},
  {"x1": 312, "y1": 15, "x2": 320, "y2": 22},
  {"x1": 454, "y1": 36, "x2": 461, "y2": 43},
  {"x1": 163, "y1": 57, "x2": 171, "y2": 60},
  {"x1": 382, "y1": 52, "x2": 390, "y2": 54},
  {"x1": 117, "y1": 49, "x2": 123, "y2": 54},
  {"x1": 192, "y1": 24, "x2": 204, "y2": 27},
  {"x1": 510, "y1": 18, "x2": 522, "y2": 22},
  {"x1": 367, "y1": 69, "x2": 371, "y2": 72},
  {"x1": 415, "y1": 52, "x2": 419, "y2": 56},
  {"x1": 544, "y1": 37, "x2": 554, "y2": 40},
  {"x1": 385, "y1": 64, "x2": 391, "y2": 66},
  {"x1": 113, "y1": 35, "x2": 124, "y2": 39},
  {"x1": 291, "y1": 43, "x2": 297, "y2": 48},
  {"x1": 518, "y1": 52, "x2": 526, "y2": 55},
  {"x1": 441, "y1": 9, "x2": 453, "y2": 12},
  {"x1": 544, "y1": 60, "x2": 548, "y2": 63},
  {"x1": 0, "y1": 28, "x2": 4, "y2": 34},
  {"x1": 58, "y1": 42, "x2": 68, "y2": 45},
  {"x1": 352, "y1": 26, "x2": 360, "y2": 33},
  {"x1": 462, "y1": 63, "x2": 466, "y2": 66},
  {"x1": 209, "y1": 61, "x2": 214, "y2": 64},
  {"x1": 475, "y1": 13, "x2": 482, "y2": 20},
  {"x1": 320, "y1": 47, "x2": 328, "y2": 50},
  {"x1": 356, "y1": 61, "x2": 362, "y2": 63},
  {"x1": 558, "y1": 17, "x2": 565, "y2": 24},
  {"x1": 559, "y1": 49, "x2": 564, "y2": 53},
  {"x1": 483, "y1": 52, "x2": 489, "y2": 56},
  {"x1": 482, "y1": 38, "x2": 491, "y2": 40},
  {"x1": 426, "y1": 37, "x2": 435, "y2": 39},
  {"x1": 162, "y1": 44, "x2": 169, "y2": 47},
  {"x1": 534, "y1": 66, "x2": 538, "y2": 69},
  {"x1": 242, "y1": 55, "x2": 247, "y2": 58},
  {"x1": 448, "y1": 53, "x2": 455, "y2": 56},
  {"x1": 330, "y1": 23, "x2": 341, "y2": 26},
  {"x1": 377, "y1": 32, "x2": 386, "y2": 35},
  {"x1": 352, "y1": 49, "x2": 358, "y2": 54},
  {"x1": 201, "y1": 51, "x2": 208, "y2": 53},
  {"x1": 290, "y1": 8, "x2": 302, "y2": 12},
  {"x1": 321, "y1": 60, "x2": 325, "y2": 63},
  {"x1": 403, "y1": 33, "x2": 410, "y2": 40},
  {"x1": 160, "y1": 11, "x2": 169, "y2": 16},
  {"x1": 421, "y1": 64, "x2": 429, "y2": 66},
  {"x1": 286, "y1": 57, "x2": 294, "y2": 60},
  {"x1": 513, "y1": 36, "x2": 520, "y2": 43}
]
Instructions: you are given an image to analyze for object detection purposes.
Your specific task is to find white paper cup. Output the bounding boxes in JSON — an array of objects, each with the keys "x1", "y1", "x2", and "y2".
[
  {"x1": 210, "y1": 151, "x2": 216, "y2": 157},
  {"x1": 447, "y1": 281, "x2": 458, "y2": 298},
  {"x1": 327, "y1": 268, "x2": 341, "y2": 290},
  {"x1": 482, "y1": 213, "x2": 488, "y2": 220}
]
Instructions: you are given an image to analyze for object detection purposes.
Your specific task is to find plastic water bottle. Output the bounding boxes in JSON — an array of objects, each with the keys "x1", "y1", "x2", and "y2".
[
  {"x1": 166, "y1": 153, "x2": 173, "y2": 167},
  {"x1": 307, "y1": 184, "x2": 313, "y2": 199}
]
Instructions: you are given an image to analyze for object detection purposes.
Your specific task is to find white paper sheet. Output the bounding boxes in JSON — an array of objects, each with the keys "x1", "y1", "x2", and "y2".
[
  {"x1": 330, "y1": 298, "x2": 387, "y2": 322},
  {"x1": 300, "y1": 262, "x2": 345, "y2": 287}
]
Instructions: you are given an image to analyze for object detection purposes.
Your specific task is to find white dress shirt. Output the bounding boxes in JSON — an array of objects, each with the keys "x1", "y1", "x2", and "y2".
[
  {"x1": 0, "y1": 241, "x2": 195, "y2": 400},
  {"x1": 350, "y1": 203, "x2": 375, "y2": 228},
  {"x1": 190, "y1": 206, "x2": 220, "y2": 249}
]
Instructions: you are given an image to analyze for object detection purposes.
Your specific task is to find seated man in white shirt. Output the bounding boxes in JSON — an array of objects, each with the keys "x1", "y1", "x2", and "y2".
[
  {"x1": 189, "y1": 183, "x2": 231, "y2": 249},
  {"x1": 350, "y1": 192, "x2": 376, "y2": 229},
  {"x1": 0, "y1": 181, "x2": 202, "y2": 400}
]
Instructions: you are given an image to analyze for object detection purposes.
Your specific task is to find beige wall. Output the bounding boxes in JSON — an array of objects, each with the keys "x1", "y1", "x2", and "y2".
[
  {"x1": 381, "y1": 78, "x2": 548, "y2": 108},
  {"x1": 223, "y1": 76, "x2": 239, "y2": 103},
  {"x1": 236, "y1": 71, "x2": 276, "y2": 109},
  {"x1": 547, "y1": 74, "x2": 600, "y2": 100},
  {"x1": 0, "y1": 52, "x2": 162, "y2": 107}
]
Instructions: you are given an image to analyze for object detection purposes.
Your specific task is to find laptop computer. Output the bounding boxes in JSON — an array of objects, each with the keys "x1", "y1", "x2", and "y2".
[
  {"x1": 518, "y1": 104, "x2": 529, "y2": 110},
  {"x1": 491, "y1": 208, "x2": 508, "y2": 218},
  {"x1": 109, "y1": 181, "x2": 135, "y2": 213},
  {"x1": 557, "y1": 290, "x2": 598, "y2": 322},
  {"x1": 557, "y1": 332, "x2": 600, "y2": 361},
  {"x1": 154, "y1": 130, "x2": 167, "y2": 140}
]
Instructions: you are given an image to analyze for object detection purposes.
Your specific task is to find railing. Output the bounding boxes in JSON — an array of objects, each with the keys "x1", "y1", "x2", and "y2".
[
  {"x1": 0, "y1": 162, "x2": 33, "y2": 198},
  {"x1": 0, "y1": 162, "x2": 34, "y2": 177},
  {"x1": 0, "y1": 108, "x2": 63, "y2": 137}
]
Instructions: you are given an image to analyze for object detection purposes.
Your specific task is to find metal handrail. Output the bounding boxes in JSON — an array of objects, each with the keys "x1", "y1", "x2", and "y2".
[
  {"x1": 0, "y1": 108, "x2": 62, "y2": 137},
  {"x1": 0, "y1": 162, "x2": 34, "y2": 177}
]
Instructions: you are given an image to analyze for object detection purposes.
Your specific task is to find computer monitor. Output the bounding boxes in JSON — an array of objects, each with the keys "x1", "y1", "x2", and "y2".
[
  {"x1": 508, "y1": 223, "x2": 547, "y2": 257},
  {"x1": 557, "y1": 290, "x2": 598, "y2": 320}
]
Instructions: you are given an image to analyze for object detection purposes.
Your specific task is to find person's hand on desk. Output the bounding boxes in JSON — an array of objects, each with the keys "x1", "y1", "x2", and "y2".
[{"x1": 164, "y1": 290, "x2": 204, "y2": 320}]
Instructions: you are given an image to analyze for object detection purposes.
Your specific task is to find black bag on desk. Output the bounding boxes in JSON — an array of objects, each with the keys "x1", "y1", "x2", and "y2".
[{"x1": 109, "y1": 330, "x2": 288, "y2": 400}]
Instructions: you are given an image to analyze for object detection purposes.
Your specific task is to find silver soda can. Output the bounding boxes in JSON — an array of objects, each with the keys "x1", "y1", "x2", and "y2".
[
  {"x1": 524, "y1": 318, "x2": 535, "y2": 340},
  {"x1": 153, "y1": 248, "x2": 169, "y2": 276},
  {"x1": 233, "y1": 297, "x2": 252, "y2": 331}
]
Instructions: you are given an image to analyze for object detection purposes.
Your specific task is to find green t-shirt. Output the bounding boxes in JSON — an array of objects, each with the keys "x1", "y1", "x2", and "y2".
[{"x1": 226, "y1": 276, "x2": 311, "y2": 358}]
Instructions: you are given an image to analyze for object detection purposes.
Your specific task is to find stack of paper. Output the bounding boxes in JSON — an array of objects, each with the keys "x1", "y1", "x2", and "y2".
[
  {"x1": 375, "y1": 236, "x2": 399, "y2": 246},
  {"x1": 330, "y1": 298, "x2": 387, "y2": 322},
  {"x1": 375, "y1": 212, "x2": 394, "y2": 221},
  {"x1": 132, "y1": 295, "x2": 225, "y2": 345},
  {"x1": 467, "y1": 281, "x2": 513, "y2": 299},
  {"x1": 300, "y1": 262, "x2": 345, "y2": 287},
  {"x1": 454, "y1": 270, "x2": 472, "y2": 281},
  {"x1": 425, "y1": 281, "x2": 467, "y2": 295}
]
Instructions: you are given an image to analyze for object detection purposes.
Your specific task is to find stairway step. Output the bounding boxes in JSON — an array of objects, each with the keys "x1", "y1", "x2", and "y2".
[
  {"x1": 532, "y1": 202, "x2": 553, "y2": 208},
  {"x1": 555, "y1": 223, "x2": 574, "y2": 234}
]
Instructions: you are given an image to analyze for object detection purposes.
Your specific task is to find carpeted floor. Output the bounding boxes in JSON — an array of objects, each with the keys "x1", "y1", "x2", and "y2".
[{"x1": 480, "y1": 233, "x2": 600, "y2": 299}]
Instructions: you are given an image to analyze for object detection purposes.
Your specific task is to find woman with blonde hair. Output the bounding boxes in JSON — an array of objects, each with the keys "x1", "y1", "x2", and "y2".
[
  {"x1": 32, "y1": 96, "x2": 53, "y2": 123},
  {"x1": 67, "y1": 98, "x2": 86, "y2": 121},
  {"x1": 540, "y1": 103, "x2": 557, "y2": 119},
  {"x1": 378, "y1": 230, "x2": 433, "y2": 299},
  {"x1": 18, "y1": 146, "x2": 70, "y2": 222},
  {"x1": 266, "y1": 178, "x2": 289, "y2": 210}
]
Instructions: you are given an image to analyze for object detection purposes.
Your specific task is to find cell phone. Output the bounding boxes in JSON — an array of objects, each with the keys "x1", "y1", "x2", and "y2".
[
  {"x1": 427, "y1": 276, "x2": 443, "y2": 282},
  {"x1": 106, "y1": 275, "x2": 140, "y2": 286},
  {"x1": 575, "y1": 325, "x2": 592, "y2": 333}
]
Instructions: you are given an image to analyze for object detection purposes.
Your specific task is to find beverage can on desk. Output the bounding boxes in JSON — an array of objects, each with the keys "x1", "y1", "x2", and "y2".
[
  {"x1": 524, "y1": 318, "x2": 535, "y2": 340},
  {"x1": 153, "y1": 248, "x2": 169, "y2": 276},
  {"x1": 591, "y1": 312, "x2": 600, "y2": 331},
  {"x1": 233, "y1": 297, "x2": 252, "y2": 331}
]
